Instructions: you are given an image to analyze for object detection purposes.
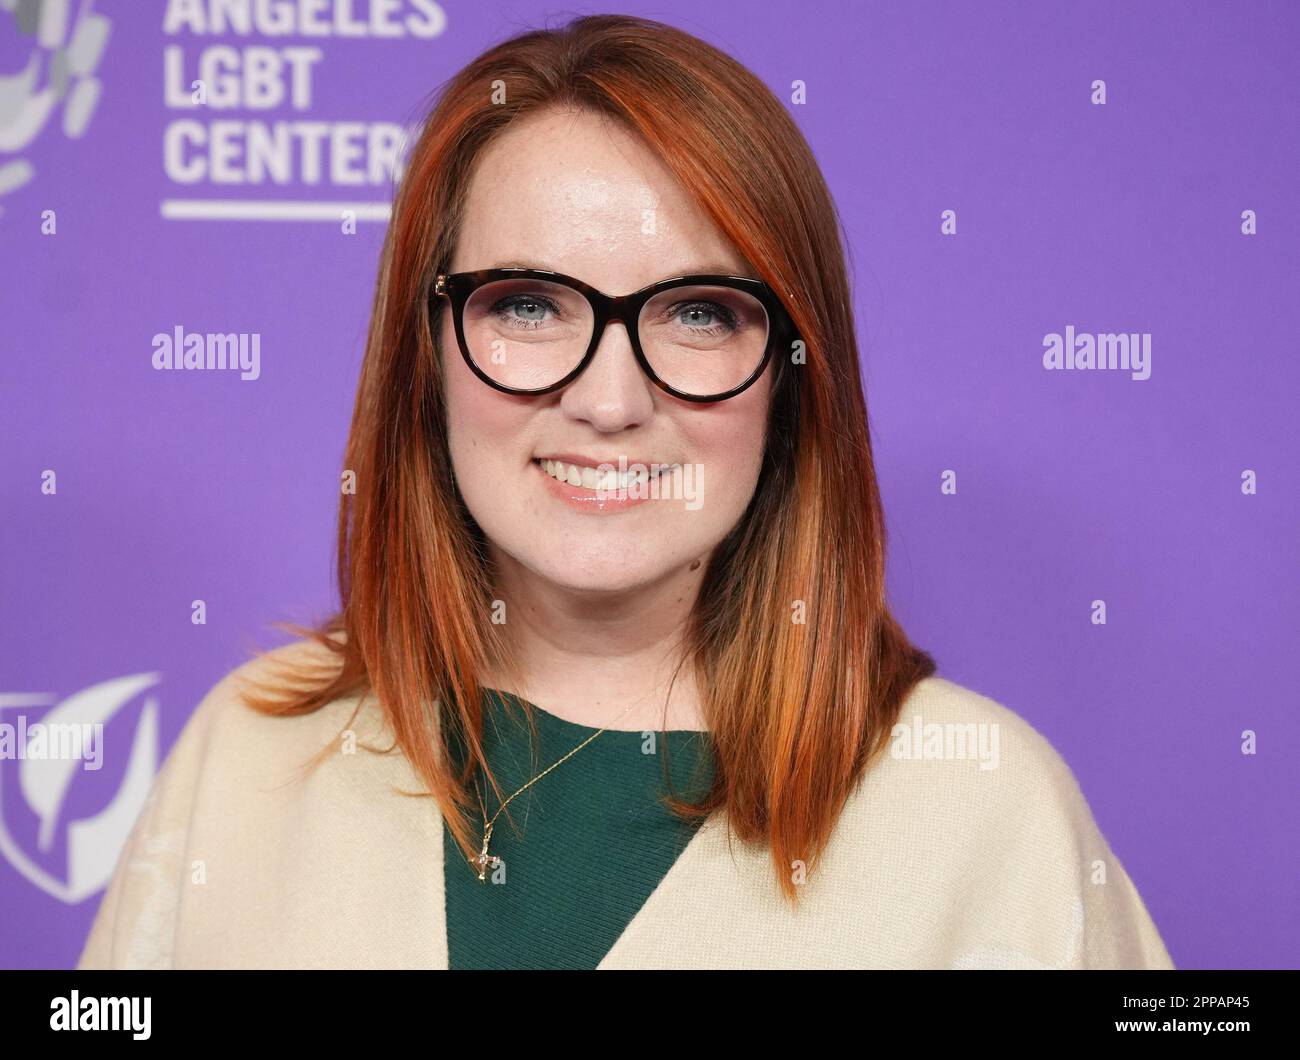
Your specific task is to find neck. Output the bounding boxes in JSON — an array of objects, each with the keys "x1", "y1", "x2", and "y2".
[{"x1": 483, "y1": 546, "x2": 709, "y2": 732}]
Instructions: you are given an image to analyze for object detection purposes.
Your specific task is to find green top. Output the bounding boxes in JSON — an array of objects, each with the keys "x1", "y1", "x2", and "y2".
[{"x1": 442, "y1": 689, "x2": 715, "y2": 970}]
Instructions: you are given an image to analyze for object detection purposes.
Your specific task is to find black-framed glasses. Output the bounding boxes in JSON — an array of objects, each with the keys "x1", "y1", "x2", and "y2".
[{"x1": 430, "y1": 267, "x2": 796, "y2": 402}]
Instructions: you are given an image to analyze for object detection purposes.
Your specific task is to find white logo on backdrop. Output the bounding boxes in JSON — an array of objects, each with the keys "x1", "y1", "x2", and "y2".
[
  {"x1": 0, "y1": 0, "x2": 111, "y2": 218},
  {"x1": 159, "y1": 0, "x2": 447, "y2": 222},
  {"x1": 0, "y1": 674, "x2": 160, "y2": 904}
]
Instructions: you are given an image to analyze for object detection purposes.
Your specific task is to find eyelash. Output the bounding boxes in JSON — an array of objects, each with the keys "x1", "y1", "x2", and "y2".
[
  {"x1": 664, "y1": 301, "x2": 739, "y2": 335},
  {"x1": 489, "y1": 296, "x2": 740, "y2": 334},
  {"x1": 490, "y1": 294, "x2": 561, "y2": 330}
]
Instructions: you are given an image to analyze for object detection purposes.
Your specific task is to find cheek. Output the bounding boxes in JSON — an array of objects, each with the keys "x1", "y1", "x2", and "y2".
[
  {"x1": 690, "y1": 381, "x2": 772, "y2": 497},
  {"x1": 442, "y1": 317, "x2": 502, "y2": 472},
  {"x1": 440, "y1": 330, "x2": 548, "y2": 548},
  {"x1": 441, "y1": 314, "x2": 518, "y2": 443}
]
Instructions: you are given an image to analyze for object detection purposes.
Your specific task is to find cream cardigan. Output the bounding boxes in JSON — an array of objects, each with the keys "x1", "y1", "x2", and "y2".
[{"x1": 76, "y1": 641, "x2": 1175, "y2": 969}]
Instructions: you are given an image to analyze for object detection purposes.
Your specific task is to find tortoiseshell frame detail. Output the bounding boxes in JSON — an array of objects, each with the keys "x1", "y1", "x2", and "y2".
[{"x1": 430, "y1": 267, "x2": 797, "y2": 403}]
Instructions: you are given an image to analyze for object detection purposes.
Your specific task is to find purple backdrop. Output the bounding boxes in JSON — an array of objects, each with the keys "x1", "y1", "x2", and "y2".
[{"x1": 1, "y1": 0, "x2": 1296, "y2": 970}]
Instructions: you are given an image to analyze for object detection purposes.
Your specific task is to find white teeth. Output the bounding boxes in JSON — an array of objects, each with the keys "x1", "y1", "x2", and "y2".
[{"x1": 539, "y1": 458, "x2": 665, "y2": 490}]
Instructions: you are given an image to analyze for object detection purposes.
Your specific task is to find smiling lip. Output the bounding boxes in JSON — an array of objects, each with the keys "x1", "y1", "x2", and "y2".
[
  {"x1": 534, "y1": 452, "x2": 668, "y2": 472},
  {"x1": 532, "y1": 455, "x2": 671, "y2": 514}
]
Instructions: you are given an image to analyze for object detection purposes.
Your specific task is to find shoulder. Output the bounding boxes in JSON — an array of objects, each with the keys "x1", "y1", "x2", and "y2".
[
  {"x1": 821, "y1": 675, "x2": 1175, "y2": 968},
  {"x1": 882, "y1": 674, "x2": 1085, "y2": 808},
  {"x1": 863, "y1": 674, "x2": 1128, "y2": 862},
  {"x1": 146, "y1": 636, "x2": 407, "y2": 839},
  {"x1": 845, "y1": 674, "x2": 1103, "y2": 872},
  {"x1": 76, "y1": 637, "x2": 390, "y2": 969},
  {"x1": 179, "y1": 636, "x2": 381, "y2": 769}
]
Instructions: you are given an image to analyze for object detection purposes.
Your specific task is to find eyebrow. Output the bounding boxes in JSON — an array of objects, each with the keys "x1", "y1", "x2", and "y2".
[{"x1": 484, "y1": 260, "x2": 756, "y2": 284}]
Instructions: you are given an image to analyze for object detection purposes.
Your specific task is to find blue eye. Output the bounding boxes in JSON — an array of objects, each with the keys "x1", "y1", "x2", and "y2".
[
  {"x1": 673, "y1": 301, "x2": 737, "y2": 332},
  {"x1": 491, "y1": 294, "x2": 560, "y2": 328}
]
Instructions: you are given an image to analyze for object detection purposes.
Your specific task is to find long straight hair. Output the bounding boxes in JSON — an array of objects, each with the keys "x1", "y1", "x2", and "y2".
[{"x1": 243, "y1": 13, "x2": 935, "y2": 904}]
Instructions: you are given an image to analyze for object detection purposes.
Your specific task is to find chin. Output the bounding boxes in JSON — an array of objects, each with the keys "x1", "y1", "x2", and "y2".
[
  {"x1": 478, "y1": 505, "x2": 722, "y2": 591},
  {"x1": 519, "y1": 551, "x2": 664, "y2": 595}
]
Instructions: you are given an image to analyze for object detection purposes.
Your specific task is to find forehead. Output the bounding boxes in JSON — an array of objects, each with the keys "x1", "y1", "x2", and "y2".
[{"x1": 453, "y1": 107, "x2": 752, "y2": 287}]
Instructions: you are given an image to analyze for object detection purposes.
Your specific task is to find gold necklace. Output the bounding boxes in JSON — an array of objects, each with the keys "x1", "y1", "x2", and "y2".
[{"x1": 470, "y1": 693, "x2": 646, "y2": 881}]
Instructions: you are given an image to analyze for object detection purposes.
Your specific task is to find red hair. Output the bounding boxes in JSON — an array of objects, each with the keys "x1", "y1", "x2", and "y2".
[{"x1": 243, "y1": 13, "x2": 935, "y2": 904}]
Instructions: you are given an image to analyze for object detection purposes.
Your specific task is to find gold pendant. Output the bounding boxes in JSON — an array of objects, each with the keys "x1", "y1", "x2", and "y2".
[{"x1": 474, "y1": 823, "x2": 501, "y2": 881}]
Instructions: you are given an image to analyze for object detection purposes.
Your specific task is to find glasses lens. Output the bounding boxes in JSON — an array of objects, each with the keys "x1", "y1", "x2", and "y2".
[
  {"x1": 638, "y1": 285, "x2": 770, "y2": 397},
  {"x1": 462, "y1": 278, "x2": 594, "y2": 390}
]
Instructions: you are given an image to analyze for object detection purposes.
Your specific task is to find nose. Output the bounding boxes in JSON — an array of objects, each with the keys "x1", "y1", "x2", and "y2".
[{"x1": 557, "y1": 317, "x2": 656, "y2": 430}]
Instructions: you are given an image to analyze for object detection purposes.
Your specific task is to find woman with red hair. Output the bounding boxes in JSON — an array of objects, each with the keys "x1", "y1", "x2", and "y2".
[{"x1": 79, "y1": 14, "x2": 1172, "y2": 970}]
